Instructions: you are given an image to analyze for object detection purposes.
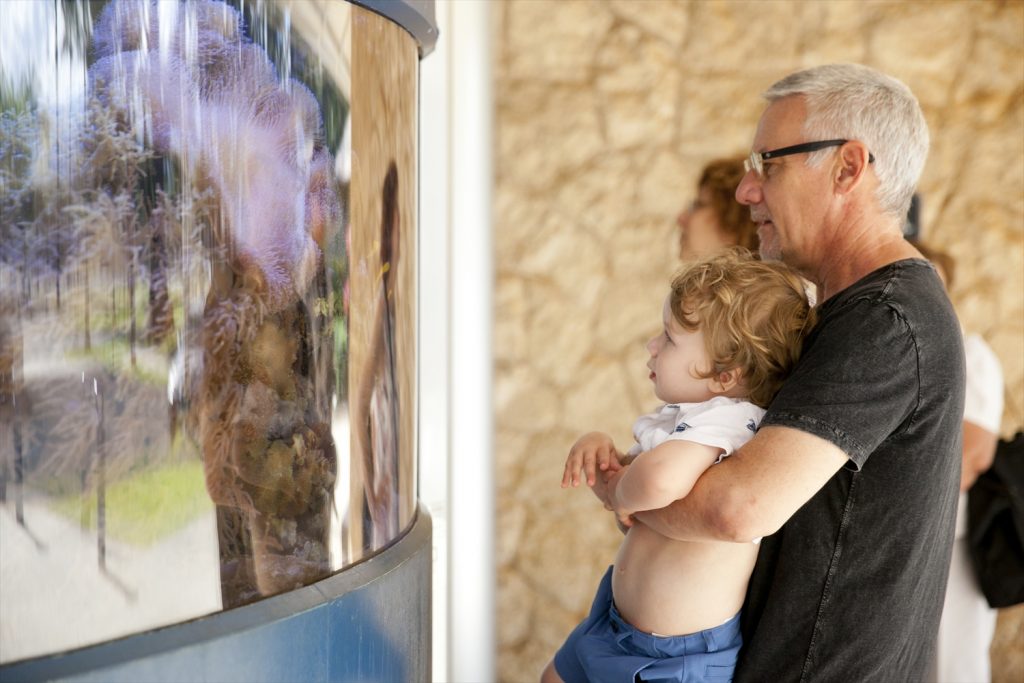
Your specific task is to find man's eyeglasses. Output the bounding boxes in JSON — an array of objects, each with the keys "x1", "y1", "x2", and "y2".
[{"x1": 744, "y1": 139, "x2": 875, "y2": 178}]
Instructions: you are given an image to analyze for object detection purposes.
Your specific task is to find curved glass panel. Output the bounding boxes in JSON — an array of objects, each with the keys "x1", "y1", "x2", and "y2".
[{"x1": 0, "y1": 0, "x2": 417, "y2": 663}]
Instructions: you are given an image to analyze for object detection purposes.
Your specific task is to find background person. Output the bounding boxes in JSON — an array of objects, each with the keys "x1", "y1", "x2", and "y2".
[
  {"x1": 676, "y1": 158, "x2": 758, "y2": 260},
  {"x1": 914, "y1": 240, "x2": 1004, "y2": 683}
]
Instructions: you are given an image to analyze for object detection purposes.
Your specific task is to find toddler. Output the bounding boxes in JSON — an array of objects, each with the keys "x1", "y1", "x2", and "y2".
[{"x1": 542, "y1": 249, "x2": 814, "y2": 683}]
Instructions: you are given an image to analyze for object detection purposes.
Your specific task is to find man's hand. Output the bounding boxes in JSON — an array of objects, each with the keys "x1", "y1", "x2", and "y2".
[
  {"x1": 589, "y1": 466, "x2": 635, "y2": 531},
  {"x1": 562, "y1": 431, "x2": 624, "y2": 488},
  {"x1": 603, "y1": 468, "x2": 636, "y2": 529}
]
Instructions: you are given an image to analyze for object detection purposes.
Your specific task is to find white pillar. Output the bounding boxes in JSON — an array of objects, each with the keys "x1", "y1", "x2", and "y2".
[
  {"x1": 418, "y1": 0, "x2": 451, "y2": 676},
  {"x1": 419, "y1": 1, "x2": 495, "y2": 680},
  {"x1": 448, "y1": 0, "x2": 495, "y2": 678}
]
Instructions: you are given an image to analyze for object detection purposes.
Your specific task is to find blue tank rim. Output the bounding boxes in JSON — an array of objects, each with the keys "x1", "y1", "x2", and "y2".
[{"x1": 0, "y1": 504, "x2": 433, "y2": 682}]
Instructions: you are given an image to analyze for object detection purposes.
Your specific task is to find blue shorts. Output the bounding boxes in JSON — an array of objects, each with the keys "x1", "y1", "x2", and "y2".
[{"x1": 553, "y1": 567, "x2": 742, "y2": 683}]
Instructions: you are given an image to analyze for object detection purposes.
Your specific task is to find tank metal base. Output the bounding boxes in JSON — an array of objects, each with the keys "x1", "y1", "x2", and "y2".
[{"x1": 2, "y1": 505, "x2": 432, "y2": 683}]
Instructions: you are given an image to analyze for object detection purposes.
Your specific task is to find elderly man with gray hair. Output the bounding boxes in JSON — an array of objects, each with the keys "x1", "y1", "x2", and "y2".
[{"x1": 634, "y1": 64, "x2": 963, "y2": 681}]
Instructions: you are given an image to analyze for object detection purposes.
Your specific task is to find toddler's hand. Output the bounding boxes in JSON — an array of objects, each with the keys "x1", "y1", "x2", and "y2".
[{"x1": 562, "y1": 432, "x2": 623, "y2": 488}]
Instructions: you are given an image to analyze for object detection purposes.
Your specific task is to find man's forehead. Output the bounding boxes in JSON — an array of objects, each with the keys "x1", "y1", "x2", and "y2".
[{"x1": 753, "y1": 96, "x2": 807, "y2": 149}]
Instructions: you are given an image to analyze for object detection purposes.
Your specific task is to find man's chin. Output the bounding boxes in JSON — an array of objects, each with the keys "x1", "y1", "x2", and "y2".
[
  {"x1": 756, "y1": 225, "x2": 781, "y2": 261},
  {"x1": 758, "y1": 243, "x2": 783, "y2": 261}
]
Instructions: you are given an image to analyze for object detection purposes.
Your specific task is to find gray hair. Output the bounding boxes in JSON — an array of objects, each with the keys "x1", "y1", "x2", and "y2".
[{"x1": 764, "y1": 64, "x2": 929, "y2": 220}]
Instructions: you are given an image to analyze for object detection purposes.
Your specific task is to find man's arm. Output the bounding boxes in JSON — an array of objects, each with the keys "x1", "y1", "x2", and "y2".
[
  {"x1": 608, "y1": 440, "x2": 721, "y2": 515},
  {"x1": 960, "y1": 420, "x2": 998, "y2": 491},
  {"x1": 633, "y1": 425, "x2": 849, "y2": 543}
]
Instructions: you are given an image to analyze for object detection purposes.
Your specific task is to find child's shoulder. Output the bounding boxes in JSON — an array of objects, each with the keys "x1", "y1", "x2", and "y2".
[{"x1": 680, "y1": 396, "x2": 763, "y2": 418}]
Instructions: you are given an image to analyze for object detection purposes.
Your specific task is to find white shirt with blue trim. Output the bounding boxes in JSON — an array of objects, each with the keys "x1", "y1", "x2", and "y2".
[{"x1": 627, "y1": 396, "x2": 766, "y2": 461}]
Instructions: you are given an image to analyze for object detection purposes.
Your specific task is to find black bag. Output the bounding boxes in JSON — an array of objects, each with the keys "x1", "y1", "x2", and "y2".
[{"x1": 967, "y1": 430, "x2": 1024, "y2": 608}]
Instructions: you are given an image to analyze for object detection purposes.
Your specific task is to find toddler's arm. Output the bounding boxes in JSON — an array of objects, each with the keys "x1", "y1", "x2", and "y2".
[
  {"x1": 562, "y1": 432, "x2": 624, "y2": 489},
  {"x1": 606, "y1": 440, "x2": 722, "y2": 516}
]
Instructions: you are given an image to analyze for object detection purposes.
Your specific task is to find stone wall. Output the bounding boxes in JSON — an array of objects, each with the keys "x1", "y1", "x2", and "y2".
[{"x1": 492, "y1": 1, "x2": 1024, "y2": 681}]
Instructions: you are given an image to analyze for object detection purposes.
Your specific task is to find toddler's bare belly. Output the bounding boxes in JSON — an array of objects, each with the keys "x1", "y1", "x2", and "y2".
[{"x1": 612, "y1": 522, "x2": 757, "y2": 637}]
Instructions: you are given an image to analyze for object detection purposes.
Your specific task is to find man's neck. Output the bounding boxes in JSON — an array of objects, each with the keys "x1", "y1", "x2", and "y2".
[{"x1": 811, "y1": 213, "x2": 917, "y2": 302}]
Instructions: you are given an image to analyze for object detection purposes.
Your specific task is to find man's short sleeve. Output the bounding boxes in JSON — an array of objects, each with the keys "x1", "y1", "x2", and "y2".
[{"x1": 762, "y1": 298, "x2": 919, "y2": 469}]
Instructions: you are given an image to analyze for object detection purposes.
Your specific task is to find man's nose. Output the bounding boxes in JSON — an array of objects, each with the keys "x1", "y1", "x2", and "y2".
[{"x1": 736, "y1": 171, "x2": 762, "y2": 206}]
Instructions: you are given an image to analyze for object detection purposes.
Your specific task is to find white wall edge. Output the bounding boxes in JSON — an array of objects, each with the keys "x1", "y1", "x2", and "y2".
[
  {"x1": 419, "y1": 0, "x2": 495, "y2": 680},
  {"x1": 447, "y1": 0, "x2": 496, "y2": 681},
  {"x1": 418, "y1": 0, "x2": 452, "y2": 680}
]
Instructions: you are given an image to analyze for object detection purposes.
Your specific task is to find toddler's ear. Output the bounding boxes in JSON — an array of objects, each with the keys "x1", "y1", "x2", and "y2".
[{"x1": 708, "y1": 368, "x2": 743, "y2": 394}]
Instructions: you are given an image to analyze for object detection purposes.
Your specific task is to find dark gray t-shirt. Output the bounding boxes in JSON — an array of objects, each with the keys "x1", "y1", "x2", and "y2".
[{"x1": 734, "y1": 259, "x2": 965, "y2": 683}]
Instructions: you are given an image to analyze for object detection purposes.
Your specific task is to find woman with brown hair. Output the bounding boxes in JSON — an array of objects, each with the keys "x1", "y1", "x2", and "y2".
[{"x1": 676, "y1": 157, "x2": 757, "y2": 260}]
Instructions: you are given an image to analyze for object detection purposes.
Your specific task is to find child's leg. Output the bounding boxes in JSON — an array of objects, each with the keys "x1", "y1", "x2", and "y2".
[{"x1": 539, "y1": 659, "x2": 565, "y2": 683}]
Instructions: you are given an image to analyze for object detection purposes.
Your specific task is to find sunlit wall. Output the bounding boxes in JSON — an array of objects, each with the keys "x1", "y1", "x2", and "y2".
[{"x1": 491, "y1": 1, "x2": 1024, "y2": 680}]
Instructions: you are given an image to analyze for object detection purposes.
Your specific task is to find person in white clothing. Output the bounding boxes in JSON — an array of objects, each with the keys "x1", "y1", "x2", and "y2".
[
  {"x1": 541, "y1": 249, "x2": 815, "y2": 683},
  {"x1": 914, "y1": 241, "x2": 1005, "y2": 683}
]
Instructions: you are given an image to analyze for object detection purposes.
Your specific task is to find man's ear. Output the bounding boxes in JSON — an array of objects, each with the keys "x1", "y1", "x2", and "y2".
[
  {"x1": 834, "y1": 141, "x2": 871, "y2": 195},
  {"x1": 708, "y1": 367, "x2": 743, "y2": 394}
]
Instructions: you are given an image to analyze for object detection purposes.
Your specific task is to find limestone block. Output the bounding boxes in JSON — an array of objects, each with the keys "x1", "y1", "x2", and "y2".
[
  {"x1": 794, "y1": 0, "x2": 872, "y2": 66},
  {"x1": 496, "y1": 492, "x2": 529, "y2": 568},
  {"x1": 495, "y1": 365, "x2": 563, "y2": 433},
  {"x1": 494, "y1": 427, "x2": 532, "y2": 490},
  {"x1": 977, "y1": 0, "x2": 1024, "y2": 48},
  {"x1": 517, "y1": 504, "x2": 619, "y2": 614},
  {"x1": 594, "y1": 275, "x2": 664, "y2": 359},
  {"x1": 495, "y1": 275, "x2": 529, "y2": 367},
  {"x1": 607, "y1": 0, "x2": 691, "y2": 48},
  {"x1": 497, "y1": 84, "x2": 604, "y2": 193},
  {"x1": 797, "y1": 42, "x2": 871, "y2": 72},
  {"x1": 512, "y1": 426, "x2": 587, "y2": 501},
  {"x1": 497, "y1": 576, "x2": 577, "y2": 683},
  {"x1": 870, "y1": 3, "x2": 974, "y2": 111},
  {"x1": 601, "y1": 87, "x2": 676, "y2": 155},
  {"x1": 496, "y1": 569, "x2": 534, "y2": 651},
  {"x1": 952, "y1": 5, "x2": 1024, "y2": 125},
  {"x1": 554, "y1": 155, "x2": 642, "y2": 244},
  {"x1": 676, "y1": 74, "x2": 765, "y2": 158},
  {"x1": 596, "y1": 24, "x2": 679, "y2": 150},
  {"x1": 559, "y1": 356, "x2": 642, "y2": 448},
  {"x1": 502, "y1": 0, "x2": 615, "y2": 84},
  {"x1": 918, "y1": 121, "x2": 967, "y2": 214},
  {"x1": 607, "y1": 217, "x2": 676, "y2": 288},
  {"x1": 957, "y1": 120, "x2": 1024, "y2": 218},
  {"x1": 596, "y1": 23, "x2": 665, "y2": 94},
  {"x1": 624, "y1": 356, "x2": 657, "y2": 421},
  {"x1": 682, "y1": 1, "x2": 801, "y2": 76},
  {"x1": 517, "y1": 210, "x2": 607, "y2": 309},
  {"x1": 528, "y1": 297, "x2": 600, "y2": 389},
  {"x1": 635, "y1": 149, "x2": 694, "y2": 224},
  {"x1": 494, "y1": 187, "x2": 555, "y2": 265},
  {"x1": 932, "y1": 180, "x2": 1017, "y2": 262}
]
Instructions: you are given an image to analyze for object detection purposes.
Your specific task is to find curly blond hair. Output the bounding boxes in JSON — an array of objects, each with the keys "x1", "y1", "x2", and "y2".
[{"x1": 670, "y1": 248, "x2": 816, "y2": 408}]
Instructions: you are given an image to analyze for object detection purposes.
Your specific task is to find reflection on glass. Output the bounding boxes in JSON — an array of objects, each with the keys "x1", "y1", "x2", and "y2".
[
  {"x1": 345, "y1": 4, "x2": 418, "y2": 560},
  {"x1": 353, "y1": 162, "x2": 401, "y2": 551},
  {"x1": 0, "y1": 0, "x2": 417, "y2": 663}
]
